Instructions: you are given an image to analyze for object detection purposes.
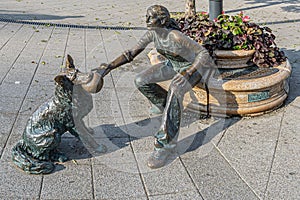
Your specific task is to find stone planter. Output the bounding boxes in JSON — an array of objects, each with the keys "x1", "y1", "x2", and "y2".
[
  {"x1": 182, "y1": 60, "x2": 291, "y2": 116},
  {"x1": 214, "y1": 49, "x2": 256, "y2": 69},
  {"x1": 147, "y1": 49, "x2": 292, "y2": 117}
]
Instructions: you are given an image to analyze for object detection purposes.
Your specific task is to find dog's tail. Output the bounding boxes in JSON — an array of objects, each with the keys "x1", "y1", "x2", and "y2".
[{"x1": 11, "y1": 140, "x2": 54, "y2": 174}]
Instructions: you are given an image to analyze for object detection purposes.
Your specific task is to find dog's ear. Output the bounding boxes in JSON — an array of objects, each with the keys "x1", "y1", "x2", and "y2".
[
  {"x1": 54, "y1": 75, "x2": 68, "y2": 85},
  {"x1": 66, "y1": 54, "x2": 75, "y2": 69}
]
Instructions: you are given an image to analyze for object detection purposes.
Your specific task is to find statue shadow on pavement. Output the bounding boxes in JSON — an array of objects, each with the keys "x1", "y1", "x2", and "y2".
[
  {"x1": 58, "y1": 48, "x2": 299, "y2": 169},
  {"x1": 58, "y1": 110, "x2": 240, "y2": 170}
]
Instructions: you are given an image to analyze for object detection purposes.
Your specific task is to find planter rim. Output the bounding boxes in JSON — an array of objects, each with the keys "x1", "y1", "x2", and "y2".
[
  {"x1": 206, "y1": 60, "x2": 291, "y2": 91},
  {"x1": 185, "y1": 93, "x2": 287, "y2": 116},
  {"x1": 214, "y1": 49, "x2": 256, "y2": 58}
]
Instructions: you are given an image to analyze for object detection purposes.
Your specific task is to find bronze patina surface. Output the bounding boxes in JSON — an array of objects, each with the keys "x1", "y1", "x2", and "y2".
[
  {"x1": 11, "y1": 55, "x2": 105, "y2": 174},
  {"x1": 98, "y1": 5, "x2": 216, "y2": 169}
]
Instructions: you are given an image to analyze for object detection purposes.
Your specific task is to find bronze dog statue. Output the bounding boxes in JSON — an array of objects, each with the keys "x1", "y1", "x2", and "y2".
[{"x1": 12, "y1": 55, "x2": 105, "y2": 174}]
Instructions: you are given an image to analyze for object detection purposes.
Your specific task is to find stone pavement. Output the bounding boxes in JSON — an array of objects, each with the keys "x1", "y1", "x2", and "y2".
[{"x1": 0, "y1": 0, "x2": 299, "y2": 199}]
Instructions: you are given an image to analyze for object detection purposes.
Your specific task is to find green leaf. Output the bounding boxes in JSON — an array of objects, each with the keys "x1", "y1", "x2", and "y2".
[
  {"x1": 236, "y1": 18, "x2": 243, "y2": 25},
  {"x1": 229, "y1": 22, "x2": 235, "y2": 27},
  {"x1": 232, "y1": 27, "x2": 242, "y2": 35},
  {"x1": 222, "y1": 24, "x2": 229, "y2": 30},
  {"x1": 233, "y1": 45, "x2": 242, "y2": 50}
]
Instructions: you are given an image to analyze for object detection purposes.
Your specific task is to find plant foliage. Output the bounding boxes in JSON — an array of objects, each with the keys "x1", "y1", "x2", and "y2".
[{"x1": 175, "y1": 12, "x2": 286, "y2": 67}]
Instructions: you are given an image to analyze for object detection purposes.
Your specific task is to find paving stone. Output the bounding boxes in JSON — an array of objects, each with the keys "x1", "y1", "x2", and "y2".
[
  {"x1": 3, "y1": 69, "x2": 35, "y2": 85},
  {"x1": 93, "y1": 99, "x2": 123, "y2": 118},
  {"x1": 34, "y1": 54, "x2": 65, "y2": 75},
  {"x1": 58, "y1": 137, "x2": 93, "y2": 165},
  {"x1": 19, "y1": 97, "x2": 50, "y2": 116},
  {"x1": 119, "y1": 99, "x2": 151, "y2": 118},
  {"x1": 0, "y1": 82, "x2": 29, "y2": 98},
  {"x1": 0, "y1": 161, "x2": 42, "y2": 199},
  {"x1": 25, "y1": 82, "x2": 55, "y2": 99},
  {"x1": 126, "y1": 117, "x2": 161, "y2": 141},
  {"x1": 2, "y1": 28, "x2": 54, "y2": 84},
  {"x1": 90, "y1": 117, "x2": 129, "y2": 138},
  {"x1": 85, "y1": 29, "x2": 107, "y2": 70},
  {"x1": 0, "y1": 113, "x2": 17, "y2": 157},
  {"x1": 97, "y1": 75, "x2": 115, "y2": 88},
  {"x1": 0, "y1": 24, "x2": 35, "y2": 55},
  {"x1": 92, "y1": 137, "x2": 137, "y2": 168},
  {"x1": 265, "y1": 171, "x2": 300, "y2": 200},
  {"x1": 88, "y1": 101, "x2": 128, "y2": 138},
  {"x1": 101, "y1": 30, "x2": 124, "y2": 61},
  {"x1": 31, "y1": 73, "x2": 57, "y2": 85},
  {"x1": 131, "y1": 136, "x2": 184, "y2": 177},
  {"x1": 270, "y1": 104, "x2": 300, "y2": 176},
  {"x1": 149, "y1": 190, "x2": 203, "y2": 200},
  {"x1": 217, "y1": 113, "x2": 283, "y2": 198},
  {"x1": 0, "y1": 1, "x2": 299, "y2": 199},
  {"x1": 0, "y1": 113, "x2": 17, "y2": 136},
  {"x1": 114, "y1": 86, "x2": 149, "y2": 102},
  {"x1": 141, "y1": 158, "x2": 196, "y2": 196},
  {"x1": 93, "y1": 164, "x2": 146, "y2": 199},
  {"x1": 0, "y1": 23, "x2": 22, "y2": 47},
  {"x1": 0, "y1": 96, "x2": 23, "y2": 114},
  {"x1": 0, "y1": 114, "x2": 31, "y2": 161},
  {"x1": 112, "y1": 71, "x2": 137, "y2": 88},
  {"x1": 0, "y1": 23, "x2": 8, "y2": 29},
  {"x1": 65, "y1": 29, "x2": 86, "y2": 66},
  {"x1": 41, "y1": 164, "x2": 93, "y2": 199},
  {"x1": 178, "y1": 116, "x2": 232, "y2": 157},
  {"x1": 92, "y1": 86, "x2": 118, "y2": 102},
  {"x1": 15, "y1": 27, "x2": 54, "y2": 61},
  {"x1": 43, "y1": 27, "x2": 69, "y2": 50},
  {"x1": 117, "y1": 30, "x2": 140, "y2": 49},
  {"x1": 181, "y1": 147, "x2": 259, "y2": 199},
  {"x1": 132, "y1": 137, "x2": 193, "y2": 196}
]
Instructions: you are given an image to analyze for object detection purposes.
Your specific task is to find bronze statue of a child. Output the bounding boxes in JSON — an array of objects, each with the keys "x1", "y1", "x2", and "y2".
[{"x1": 98, "y1": 5, "x2": 216, "y2": 168}]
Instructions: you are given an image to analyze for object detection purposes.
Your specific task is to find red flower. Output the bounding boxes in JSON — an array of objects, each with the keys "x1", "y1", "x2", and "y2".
[{"x1": 242, "y1": 15, "x2": 250, "y2": 22}]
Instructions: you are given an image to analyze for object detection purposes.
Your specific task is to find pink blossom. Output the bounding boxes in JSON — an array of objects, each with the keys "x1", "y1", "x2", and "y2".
[
  {"x1": 201, "y1": 11, "x2": 208, "y2": 15},
  {"x1": 242, "y1": 15, "x2": 250, "y2": 22},
  {"x1": 221, "y1": 11, "x2": 225, "y2": 14}
]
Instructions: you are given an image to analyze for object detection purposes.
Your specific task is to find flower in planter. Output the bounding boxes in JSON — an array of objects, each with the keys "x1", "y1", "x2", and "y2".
[{"x1": 174, "y1": 11, "x2": 286, "y2": 68}]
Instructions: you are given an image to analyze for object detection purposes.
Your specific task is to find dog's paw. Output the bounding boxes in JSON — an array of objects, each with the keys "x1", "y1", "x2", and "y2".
[{"x1": 51, "y1": 151, "x2": 68, "y2": 163}]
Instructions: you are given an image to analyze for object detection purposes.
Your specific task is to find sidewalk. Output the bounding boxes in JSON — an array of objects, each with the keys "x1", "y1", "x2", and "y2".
[{"x1": 0, "y1": 1, "x2": 299, "y2": 199}]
